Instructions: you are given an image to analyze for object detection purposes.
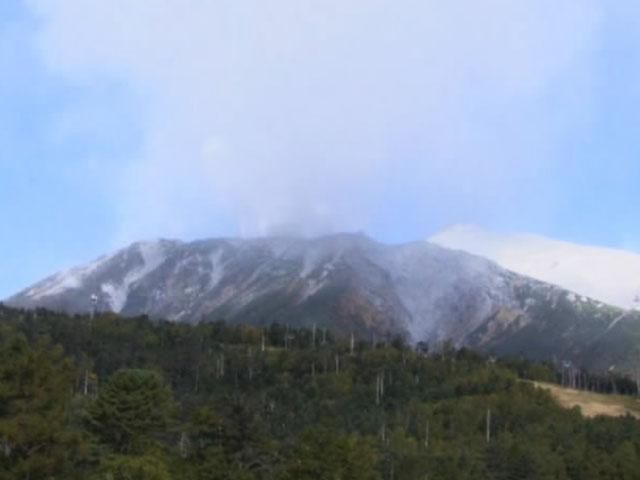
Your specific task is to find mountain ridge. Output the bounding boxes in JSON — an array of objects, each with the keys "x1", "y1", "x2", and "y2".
[{"x1": 7, "y1": 232, "x2": 640, "y2": 372}]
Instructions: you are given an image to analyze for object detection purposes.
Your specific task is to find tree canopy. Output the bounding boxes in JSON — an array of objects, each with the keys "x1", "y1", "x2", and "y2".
[{"x1": 1, "y1": 304, "x2": 640, "y2": 479}]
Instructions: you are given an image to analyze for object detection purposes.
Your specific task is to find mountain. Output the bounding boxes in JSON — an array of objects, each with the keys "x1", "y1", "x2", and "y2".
[
  {"x1": 430, "y1": 225, "x2": 640, "y2": 310},
  {"x1": 6, "y1": 233, "x2": 640, "y2": 372}
]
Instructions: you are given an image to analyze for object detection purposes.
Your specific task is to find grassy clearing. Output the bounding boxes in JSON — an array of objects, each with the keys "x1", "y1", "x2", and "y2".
[{"x1": 531, "y1": 381, "x2": 640, "y2": 419}]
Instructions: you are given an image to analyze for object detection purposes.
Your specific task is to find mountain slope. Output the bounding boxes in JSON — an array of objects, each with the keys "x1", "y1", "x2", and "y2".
[
  {"x1": 7, "y1": 234, "x2": 515, "y2": 341},
  {"x1": 430, "y1": 225, "x2": 640, "y2": 310},
  {"x1": 6, "y1": 233, "x2": 640, "y2": 372}
]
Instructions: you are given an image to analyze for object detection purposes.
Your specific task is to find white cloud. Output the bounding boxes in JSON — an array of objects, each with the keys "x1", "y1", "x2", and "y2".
[
  {"x1": 26, "y1": 0, "x2": 602, "y2": 241},
  {"x1": 430, "y1": 224, "x2": 640, "y2": 309}
]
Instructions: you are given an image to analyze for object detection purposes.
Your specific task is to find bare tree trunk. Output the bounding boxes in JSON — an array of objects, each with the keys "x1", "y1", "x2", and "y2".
[
  {"x1": 284, "y1": 325, "x2": 289, "y2": 350},
  {"x1": 486, "y1": 409, "x2": 491, "y2": 444},
  {"x1": 179, "y1": 432, "x2": 189, "y2": 459},
  {"x1": 217, "y1": 353, "x2": 225, "y2": 379},
  {"x1": 83, "y1": 369, "x2": 89, "y2": 396},
  {"x1": 424, "y1": 420, "x2": 429, "y2": 449},
  {"x1": 2, "y1": 436, "x2": 12, "y2": 457},
  {"x1": 312, "y1": 323, "x2": 316, "y2": 349}
]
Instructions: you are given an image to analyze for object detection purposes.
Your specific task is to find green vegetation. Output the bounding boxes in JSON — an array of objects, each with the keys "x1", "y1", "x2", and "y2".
[{"x1": 1, "y1": 304, "x2": 640, "y2": 479}]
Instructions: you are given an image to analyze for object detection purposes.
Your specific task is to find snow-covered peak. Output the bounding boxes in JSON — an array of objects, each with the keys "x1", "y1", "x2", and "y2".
[
  {"x1": 429, "y1": 225, "x2": 640, "y2": 310},
  {"x1": 19, "y1": 239, "x2": 177, "y2": 310},
  {"x1": 24, "y1": 255, "x2": 110, "y2": 300}
]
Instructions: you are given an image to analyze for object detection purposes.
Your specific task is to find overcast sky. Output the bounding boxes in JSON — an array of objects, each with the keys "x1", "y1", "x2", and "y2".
[{"x1": 2, "y1": 0, "x2": 640, "y2": 297}]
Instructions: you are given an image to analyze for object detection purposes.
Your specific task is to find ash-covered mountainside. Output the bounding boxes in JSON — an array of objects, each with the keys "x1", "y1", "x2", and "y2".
[{"x1": 7, "y1": 233, "x2": 640, "y2": 371}]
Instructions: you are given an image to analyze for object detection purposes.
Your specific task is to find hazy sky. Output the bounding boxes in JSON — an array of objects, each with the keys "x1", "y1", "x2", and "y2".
[{"x1": 1, "y1": 0, "x2": 640, "y2": 297}]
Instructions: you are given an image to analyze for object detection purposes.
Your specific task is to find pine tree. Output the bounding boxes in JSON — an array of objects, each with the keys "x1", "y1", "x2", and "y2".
[
  {"x1": 0, "y1": 333, "x2": 87, "y2": 479},
  {"x1": 87, "y1": 369, "x2": 173, "y2": 453}
]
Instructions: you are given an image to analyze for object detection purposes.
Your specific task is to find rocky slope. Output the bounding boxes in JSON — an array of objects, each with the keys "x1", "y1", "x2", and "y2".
[{"x1": 7, "y1": 233, "x2": 640, "y2": 372}]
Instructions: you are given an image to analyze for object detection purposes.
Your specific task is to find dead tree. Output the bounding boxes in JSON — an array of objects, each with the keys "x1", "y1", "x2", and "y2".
[
  {"x1": 486, "y1": 408, "x2": 491, "y2": 444},
  {"x1": 312, "y1": 323, "x2": 317, "y2": 349},
  {"x1": 424, "y1": 420, "x2": 430, "y2": 449}
]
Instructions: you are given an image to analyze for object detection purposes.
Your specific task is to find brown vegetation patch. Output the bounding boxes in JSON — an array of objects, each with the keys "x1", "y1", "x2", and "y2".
[{"x1": 532, "y1": 381, "x2": 640, "y2": 419}]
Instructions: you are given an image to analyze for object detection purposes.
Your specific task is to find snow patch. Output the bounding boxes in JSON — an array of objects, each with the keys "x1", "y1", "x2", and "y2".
[
  {"x1": 26, "y1": 255, "x2": 109, "y2": 299},
  {"x1": 608, "y1": 313, "x2": 627, "y2": 331},
  {"x1": 101, "y1": 283, "x2": 128, "y2": 313},
  {"x1": 208, "y1": 249, "x2": 225, "y2": 289},
  {"x1": 300, "y1": 277, "x2": 327, "y2": 301},
  {"x1": 300, "y1": 252, "x2": 322, "y2": 278},
  {"x1": 101, "y1": 242, "x2": 168, "y2": 312},
  {"x1": 430, "y1": 225, "x2": 640, "y2": 310}
]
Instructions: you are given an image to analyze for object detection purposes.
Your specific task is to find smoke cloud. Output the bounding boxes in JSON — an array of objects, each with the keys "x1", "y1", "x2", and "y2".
[{"x1": 27, "y1": 0, "x2": 601, "y2": 241}]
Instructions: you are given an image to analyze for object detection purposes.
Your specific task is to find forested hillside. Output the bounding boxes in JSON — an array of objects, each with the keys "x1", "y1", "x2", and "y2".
[
  {"x1": 11, "y1": 235, "x2": 640, "y2": 374},
  {"x1": 1, "y1": 305, "x2": 640, "y2": 479}
]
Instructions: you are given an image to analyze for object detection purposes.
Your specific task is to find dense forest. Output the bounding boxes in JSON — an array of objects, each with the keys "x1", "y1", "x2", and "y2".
[{"x1": 1, "y1": 305, "x2": 640, "y2": 479}]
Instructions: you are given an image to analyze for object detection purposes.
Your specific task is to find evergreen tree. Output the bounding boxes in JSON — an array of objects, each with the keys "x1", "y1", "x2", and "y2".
[
  {"x1": 0, "y1": 332, "x2": 87, "y2": 479},
  {"x1": 87, "y1": 369, "x2": 173, "y2": 453}
]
